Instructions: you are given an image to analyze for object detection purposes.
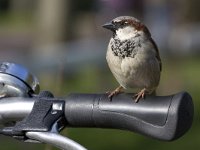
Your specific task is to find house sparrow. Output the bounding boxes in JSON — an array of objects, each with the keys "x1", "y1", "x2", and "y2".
[{"x1": 103, "y1": 16, "x2": 162, "y2": 102}]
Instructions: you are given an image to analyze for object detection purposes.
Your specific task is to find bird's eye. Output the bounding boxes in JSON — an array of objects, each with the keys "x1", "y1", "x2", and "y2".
[
  {"x1": 114, "y1": 21, "x2": 120, "y2": 24},
  {"x1": 124, "y1": 21, "x2": 128, "y2": 24}
]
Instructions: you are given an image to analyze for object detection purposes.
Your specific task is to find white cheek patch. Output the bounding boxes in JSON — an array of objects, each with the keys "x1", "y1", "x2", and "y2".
[{"x1": 116, "y1": 26, "x2": 137, "y2": 41}]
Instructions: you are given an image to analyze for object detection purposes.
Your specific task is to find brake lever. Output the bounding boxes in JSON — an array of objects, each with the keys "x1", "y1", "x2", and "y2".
[{"x1": 25, "y1": 123, "x2": 87, "y2": 150}]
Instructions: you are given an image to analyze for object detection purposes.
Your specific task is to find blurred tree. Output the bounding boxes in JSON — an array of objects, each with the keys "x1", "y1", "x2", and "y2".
[{"x1": 34, "y1": 0, "x2": 70, "y2": 48}]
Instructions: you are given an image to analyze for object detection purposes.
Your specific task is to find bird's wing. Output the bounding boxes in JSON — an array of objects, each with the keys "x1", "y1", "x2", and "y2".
[{"x1": 149, "y1": 38, "x2": 162, "y2": 72}]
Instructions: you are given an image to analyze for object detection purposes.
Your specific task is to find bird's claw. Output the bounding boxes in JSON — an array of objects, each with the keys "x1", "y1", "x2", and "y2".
[
  {"x1": 107, "y1": 90, "x2": 118, "y2": 99},
  {"x1": 134, "y1": 88, "x2": 146, "y2": 103},
  {"x1": 107, "y1": 86, "x2": 123, "y2": 100}
]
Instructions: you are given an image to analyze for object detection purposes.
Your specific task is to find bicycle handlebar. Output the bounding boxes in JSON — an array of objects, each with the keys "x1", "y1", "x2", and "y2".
[
  {"x1": 64, "y1": 92, "x2": 193, "y2": 141},
  {"x1": 0, "y1": 62, "x2": 194, "y2": 150},
  {"x1": 0, "y1": 92, "x2": 193, "y2": 142}
]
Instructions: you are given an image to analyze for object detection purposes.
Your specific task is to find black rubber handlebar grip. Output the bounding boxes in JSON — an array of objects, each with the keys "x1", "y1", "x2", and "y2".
[{"x1": 64, "y1": 92, "x2": 193, "y2": 141}]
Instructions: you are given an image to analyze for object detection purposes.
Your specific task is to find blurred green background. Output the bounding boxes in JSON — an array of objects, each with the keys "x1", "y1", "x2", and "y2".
[{"x1": 0, "y1": 0, "x2": 200, "y2": 149}]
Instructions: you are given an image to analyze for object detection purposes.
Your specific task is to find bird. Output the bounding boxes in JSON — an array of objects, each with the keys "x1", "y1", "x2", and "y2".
[{"x1": 102, "y1": 16, "x2": 162, "y2": 102}]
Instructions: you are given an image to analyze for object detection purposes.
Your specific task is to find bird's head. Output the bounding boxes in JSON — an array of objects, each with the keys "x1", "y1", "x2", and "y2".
[{"x1": 103, "y1": 16, "x2": 151, "y2": 41}]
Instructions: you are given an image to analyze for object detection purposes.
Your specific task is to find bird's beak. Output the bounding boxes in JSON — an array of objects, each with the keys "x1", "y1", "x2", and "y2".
[{"x1": 102, "y1": 22, "x2": 116, "y2": 31}]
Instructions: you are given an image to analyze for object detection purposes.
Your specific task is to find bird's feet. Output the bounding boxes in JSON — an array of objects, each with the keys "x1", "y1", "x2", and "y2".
[
  {"x1": 134, "y1": 88, "x2": 147, "y2": 103},
  {"x1": 107, "y1": 86, "x2": 124, "y2": 100}
]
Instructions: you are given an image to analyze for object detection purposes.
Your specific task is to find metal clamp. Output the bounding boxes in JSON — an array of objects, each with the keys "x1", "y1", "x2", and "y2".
[{"x1": 0, "y1": 96, "x2": 65, "y2": 138}]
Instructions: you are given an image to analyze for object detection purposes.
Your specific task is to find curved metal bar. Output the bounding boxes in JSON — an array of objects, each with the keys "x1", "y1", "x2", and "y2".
[
  {"x1": 26, "y1": 131, "x2": 87, "y2": 150},
  {"x1": 0, "y1": 97, "x2": 34, "y2": 124}
]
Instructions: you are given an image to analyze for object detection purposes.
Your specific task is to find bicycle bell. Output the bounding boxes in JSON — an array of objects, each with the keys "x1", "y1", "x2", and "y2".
[{"x1": 0, "y1": 62, "x2": 40, "y2": 98}]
